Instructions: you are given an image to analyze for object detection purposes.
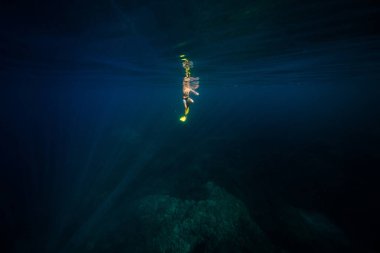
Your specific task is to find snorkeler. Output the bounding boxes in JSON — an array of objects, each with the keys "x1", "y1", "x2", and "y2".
[{"x1": 179, "y1": 55, "x2": 199, "y2": 122}]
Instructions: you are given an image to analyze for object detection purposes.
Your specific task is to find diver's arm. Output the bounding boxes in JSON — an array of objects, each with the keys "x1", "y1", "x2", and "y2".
[{"x1": 190, "y1": 89, "x2": 199, "y2": 96}]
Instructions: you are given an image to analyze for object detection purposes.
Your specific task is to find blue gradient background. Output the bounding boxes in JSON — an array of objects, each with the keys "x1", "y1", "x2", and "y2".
[{"x1": 1, "y1": 0, "x2": 380, "y2": 252}]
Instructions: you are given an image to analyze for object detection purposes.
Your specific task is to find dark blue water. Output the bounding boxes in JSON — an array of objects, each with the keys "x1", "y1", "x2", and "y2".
[{"x1": 1, "y1": 0, "x2": 380, "y2": 252}]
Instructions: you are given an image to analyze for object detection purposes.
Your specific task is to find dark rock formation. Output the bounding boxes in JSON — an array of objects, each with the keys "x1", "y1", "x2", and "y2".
[{"x1": 138, "y1": 182, "x2": 272, "y2": 253}]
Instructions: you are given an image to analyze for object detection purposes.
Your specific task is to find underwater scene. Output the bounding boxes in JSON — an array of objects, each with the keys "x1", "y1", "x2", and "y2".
[{"x1": 1, "y1": 0, "x2": 380, "y2": 252}]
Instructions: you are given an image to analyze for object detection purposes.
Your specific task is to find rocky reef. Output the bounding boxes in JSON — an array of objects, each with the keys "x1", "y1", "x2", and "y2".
[{"x1": 137, "y1": 182, "x2": 272, "y2": 253}]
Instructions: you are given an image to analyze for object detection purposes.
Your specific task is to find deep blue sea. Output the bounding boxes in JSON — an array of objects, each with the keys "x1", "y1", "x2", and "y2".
[{"x1": 1, "y1": 0, "x2": 380, "y2": 252}]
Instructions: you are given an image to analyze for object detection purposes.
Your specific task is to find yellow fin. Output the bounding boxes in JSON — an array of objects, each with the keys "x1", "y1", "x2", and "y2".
[
  {"x1": 185, "y1": 107, "x2": 190, "y2": 115},
  {"x1": 179, "y1": 116, "x2": 187, "y2": 122}
]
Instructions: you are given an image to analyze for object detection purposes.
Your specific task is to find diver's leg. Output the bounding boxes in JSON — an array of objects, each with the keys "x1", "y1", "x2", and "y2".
[{"x1": 183, "y1": 99, "x2": 190, "y2": 115}]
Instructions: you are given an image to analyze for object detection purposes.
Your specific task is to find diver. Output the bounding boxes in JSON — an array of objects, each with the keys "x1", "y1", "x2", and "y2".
[{"x1": 180, "y1": 55, "x2": 199, "y2": 122}]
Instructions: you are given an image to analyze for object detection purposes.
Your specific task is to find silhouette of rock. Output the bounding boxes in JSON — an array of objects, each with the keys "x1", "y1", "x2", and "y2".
[{"x1": 266, "y1": 206, "x2": 349, "y2": 253}]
